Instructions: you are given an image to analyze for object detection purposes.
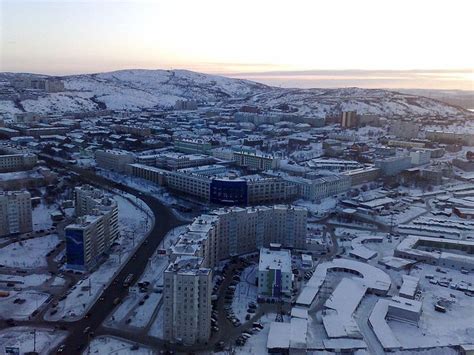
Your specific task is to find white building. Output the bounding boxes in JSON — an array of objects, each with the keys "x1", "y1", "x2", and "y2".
[
  {"x1": 387, "y1": 296, "x2": 422, "y2": 324},
  {"x1": 65, "y1": 186, "x2": 119, "y2": 270},
  {"x1": 0, "y1": 153, "x2": 37, "y2": 173},
  {"x1": 163, "y1": 256, "x2": 212, "y2": 345},
  {"x1": 0, "y1": 190, "x2": 32, "y2": 236},
  {"x1": 233, "y1": 151, "x2": 280, "y2": 171},
  {"x1": 258, "y1": 246, "x2": 292, "y2": 298},
  {"x1": 292, "y1": 175, "x2": 351, "y2": 201},
  {"x1": 163, "y1": 205, "x2": 308, "y2": 345},
  {"x1": 95, "y1": 149, "x2": 136, "y2": 173},
  {"x1": 410, "y1": 150, "x2": 431, "y2": 166}
]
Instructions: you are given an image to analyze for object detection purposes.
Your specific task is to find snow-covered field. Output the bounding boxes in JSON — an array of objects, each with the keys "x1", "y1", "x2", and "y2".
[
  {"x1": 0, "y1": 290, "x2": 49, "y2": 320},
  {"x1": 0, "y1": 326, "x2": 67, "y2": 355},
  {"x1": 1, "y1": 69, "x2": 466, "y2": 118},
  {"x1": 0, "y1": 273, "x2": 51, "y2": 288},
  {"x1": 83, "y1": 336, "x2": 155, "y2": 355},
  {"x1": 0, "y1": 234, "x2": 59, "y2": 268}
]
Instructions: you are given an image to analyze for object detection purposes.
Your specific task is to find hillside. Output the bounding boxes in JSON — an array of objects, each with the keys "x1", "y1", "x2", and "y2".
[{"x1": 0, "y1": 69, "x2": 469, "y2": 118}]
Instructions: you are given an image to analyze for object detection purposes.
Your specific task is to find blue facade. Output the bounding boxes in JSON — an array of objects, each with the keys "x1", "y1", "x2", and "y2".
[
  {"x1": 273, "y1": 269, "x2": 282, "y2": 297},
  {"x1": 65, "y1": 228, "x2": 85, "y2": 270},
  {"x1": 210, "y1": 179, "x2": 248, "y2": 205}
]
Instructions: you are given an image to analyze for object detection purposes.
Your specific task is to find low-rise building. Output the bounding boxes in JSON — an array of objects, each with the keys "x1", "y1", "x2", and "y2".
[
  {"x1": 233, "y1": 151, "x2": 280, "y2": 171},
  {"x1": 174, "y1": 138, "x2": 211, "y2": 154},
  {"x1": 258, "y1": 246, "x2": 292, "y2": 298},
  {"x1": 0, "y1": 153, "x2": 37, "y2": 173},
  {"x1": 95, "y1": 149, "x2": 136, "y2": 173}
]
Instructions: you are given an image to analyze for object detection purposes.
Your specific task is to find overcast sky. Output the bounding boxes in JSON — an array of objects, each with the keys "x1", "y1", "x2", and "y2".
[{"x1": 1, "y1": 0, "x2": 473, "y2": 89}]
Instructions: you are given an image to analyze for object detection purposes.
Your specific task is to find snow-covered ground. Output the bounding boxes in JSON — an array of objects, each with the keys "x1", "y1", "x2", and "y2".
[
  {"x1": 376, "y1": 204, "x2": 427, "y2": 225},
  {"x1": 388, "y1": 263, "x2": 474, "y2": 349},
  {"x1": 83, "y1": 336, "x2": 155, "y2": 355},
  {"x1": 0, "y1": 234, "x2": 59, "y2": 268},
  {"x1": 32, "y1": 202, "x2": 56, "y2": 231},
  {"x1": 0, "y1": 326, "x2": 67, "y2": 355},
  {"x1": 0, "y1": 290, "x2": 49, "y2": 320},
  {"x1": 0, "y1": 273, "x2": 51, "y2": 288},
  {"x1": 295, "y1": 197, "x2": 337, "y2": 217},
  {"x1": 147, "y1": 306, "x2": 164, "y2": 339},
  {"x1": 45, "y1": 194, "x2": 152, "y2": 321},
  {"x1": 232, "y1": 264, "x2": 258, "y2": 322}
]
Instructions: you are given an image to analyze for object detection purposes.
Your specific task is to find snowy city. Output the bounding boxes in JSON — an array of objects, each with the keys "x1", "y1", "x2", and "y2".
[{"x1": 1, "y1": 1, "x2": 473, "y2": 355}]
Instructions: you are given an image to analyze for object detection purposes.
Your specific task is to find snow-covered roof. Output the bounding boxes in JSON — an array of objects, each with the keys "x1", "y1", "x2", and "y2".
[{"x1": 296, "y1": 258, "x2": 391, "y2": 307}]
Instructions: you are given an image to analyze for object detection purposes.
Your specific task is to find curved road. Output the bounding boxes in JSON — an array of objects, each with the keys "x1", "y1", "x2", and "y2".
[{"x1": 36, "y1": 159, "x2": 184, "y2": 354}]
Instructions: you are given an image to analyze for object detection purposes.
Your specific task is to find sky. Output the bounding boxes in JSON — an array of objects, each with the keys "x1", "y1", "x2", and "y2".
[{"x1": 0, "y1": 0, "x2": 473, "y2": 90}]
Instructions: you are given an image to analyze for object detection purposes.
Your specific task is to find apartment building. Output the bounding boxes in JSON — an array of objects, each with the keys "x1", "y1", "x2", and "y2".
[
  {"x1": 174, "y1": 100, "x2": 198, "y2": 110},
  {"x1": 163, "y1": 257, "x2": 212, "y2": 345},
  {"x1": 343, "y1": 167, "x2": 381, "y2": 186},
  {"x1": 293, "y1": 175, "x2": 351, "y2": 201},
  {"x1": 246, "y1": 176, "x2": 289, "y2": 204},
  {"x1": 0, "y1": 190, "x2": 32, "y2": 237},
  {"x1": 24, "y1": 126, "x2": 71, "y2": 137},
  {"x1": 137, "y1": 152, "x2": 213, "y2": 170},
  {"x1": 163, "y1": 205, "x2": 307, "y2": 344},
  {"x1": 389, "y1": 121, "x2": 420, "y2": 139},
  {"x1": 173, "y1": 138, "x2": 211, "y2": 154},
  {"x1": 95, "y1": 149, "x2": 136, "y2": 173},
  {"x1": 341, "y1": 111, "x2": 358, "y2": 128},
  {"x1": 66, "y1": 186, "x2": 119, "y2": 270},
  {"x1": 113, "y1": 124, "x2": 151, "y2": 137},
  {"x1": 0, "y1": 153, "x2": 37, "y2": 173},
  {"x1": 375, "y1": 156, "x2": 412, "y2": 176},
  {"x1": 234, "y1": 151, "x2": 280, "y2": 171},
  {"x1": 410, "y1": 150, "x2": 431, "y2": 166}
]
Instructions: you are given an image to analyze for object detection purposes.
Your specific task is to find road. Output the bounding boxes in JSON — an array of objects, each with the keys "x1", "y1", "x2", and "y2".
[{"x1": 17, "y1": 159, "x2": 184, "y2": 354}]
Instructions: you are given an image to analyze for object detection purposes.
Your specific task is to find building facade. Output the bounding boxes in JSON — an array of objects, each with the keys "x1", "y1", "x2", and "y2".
[
  {"x1": 258, "y1": 246, "x2": 292, "y2": 298},
  {"x1": 65, "y1": 186, "x2": 119, "y2": 270},
  {"x1": 163, "y1": 205, "x2": 308, "y2": 344},
  {"x1": 233, "y1": 151, "x2": 280, "y2": 171},
  {"x1": 0, "y1": 153, "x2": 37, "y2": 173},
  {"x1": 95, "y1": 149, "x2": 136, "y2": 173},
  {"x1": 0, "y1": 190, "x2": 32, "y2": 237}
]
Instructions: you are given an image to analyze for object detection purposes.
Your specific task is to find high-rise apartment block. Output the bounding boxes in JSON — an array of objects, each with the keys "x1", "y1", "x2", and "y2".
[
  {"x1": 65, "y1": 186, "x2": 119, "y2": 270},
  {"x1": 163, "y1": 205, "x2": 307, "y2": 345},
  {"x1": 0, "y1": 191, "x2": 32, "y2": 236}
]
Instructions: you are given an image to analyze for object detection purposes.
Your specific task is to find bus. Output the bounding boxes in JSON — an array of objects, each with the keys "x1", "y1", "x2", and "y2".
[{"x1": 123, "y1": 273, "x2": 134, "y2": 288}]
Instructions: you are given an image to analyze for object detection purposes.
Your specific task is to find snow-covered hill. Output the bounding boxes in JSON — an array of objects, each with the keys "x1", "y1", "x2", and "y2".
[{"x1": 0, "y1": 69, "x2": 469, "y2": 118}]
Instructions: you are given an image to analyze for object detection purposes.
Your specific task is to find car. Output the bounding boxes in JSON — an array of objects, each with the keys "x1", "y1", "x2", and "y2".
[
  {"x1": 85, "y1": 312, "x2": 91, "y2": 319},
  {"x1": 83, "y1": 326, "x2": 91, "y2": 334},
  {"x1": 56, "y1": 344, "x2": 66, "y2": 353}
]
